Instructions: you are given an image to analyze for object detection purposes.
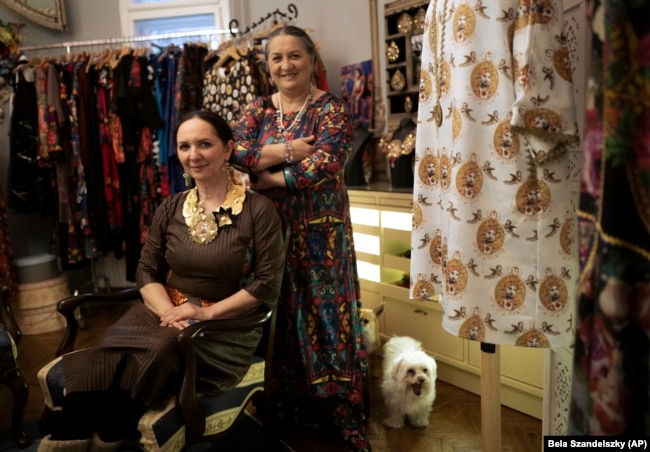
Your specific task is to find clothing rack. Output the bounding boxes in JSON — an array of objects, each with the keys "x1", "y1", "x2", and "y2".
[
  {"x1": 228, "y1": 3, "x2": 298, "y2": 37},
  {"x1": 19, "y1": 29, "x2": 232, "y2": 53}
]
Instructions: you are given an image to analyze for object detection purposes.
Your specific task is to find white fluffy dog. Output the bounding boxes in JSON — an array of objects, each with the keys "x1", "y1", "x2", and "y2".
[{"x1": 381, "y1": 336, "x2": 437, "y2": 428}]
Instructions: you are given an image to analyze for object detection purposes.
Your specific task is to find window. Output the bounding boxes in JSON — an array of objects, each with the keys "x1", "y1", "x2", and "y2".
[{"x1": 118, "y1": 0, "x2": 233, "y2": 48}]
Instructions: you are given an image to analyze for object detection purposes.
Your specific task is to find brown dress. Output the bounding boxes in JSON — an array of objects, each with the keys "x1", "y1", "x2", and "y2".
[{"x1": 62, "y1": 188, "x2": 285, "y2": 410}]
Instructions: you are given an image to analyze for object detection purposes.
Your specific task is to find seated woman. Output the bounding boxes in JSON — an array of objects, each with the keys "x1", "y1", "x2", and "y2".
[{"x1": 38, "y1": 111, "x2": 286, "y2": 452}]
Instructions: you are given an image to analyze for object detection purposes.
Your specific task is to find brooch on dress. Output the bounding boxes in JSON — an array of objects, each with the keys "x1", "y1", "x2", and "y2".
[{"x1": 182, "y1": 182, "x2": 246, "y2": 245}]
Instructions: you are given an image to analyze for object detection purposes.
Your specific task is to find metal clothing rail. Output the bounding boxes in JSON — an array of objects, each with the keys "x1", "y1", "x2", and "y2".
[
  {"x1": 228, "y1": 3, "x2": 298, "y2": 37},
  {"x1": 19, "y1": 29, "x2": 233, "y2": 53}
]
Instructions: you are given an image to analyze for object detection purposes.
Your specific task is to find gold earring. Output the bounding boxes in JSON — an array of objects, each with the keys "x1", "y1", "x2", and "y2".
[
  {"x1": 222, "y1": 163, "x2": 230, "y2": 173},
  {"x1": 183, "y1": 172, "x2": 191, "y2": 187}
]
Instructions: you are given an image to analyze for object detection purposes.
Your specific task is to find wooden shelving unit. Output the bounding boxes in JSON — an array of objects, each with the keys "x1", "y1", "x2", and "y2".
[{"x1": 383, "y1": 0, "x2": 427, "y2": 128}]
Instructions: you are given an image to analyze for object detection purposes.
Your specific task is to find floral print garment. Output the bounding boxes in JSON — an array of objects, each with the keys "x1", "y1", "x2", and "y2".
[
  {"x1": 411, "y1": 0, "x2": 581, "y2": 347},
  {"x1": 568, "y1": 0, "x2": 650, "y2": 435},
  {"x1": 0, "y1": 189, "x2": 17, "y2": 296},
  {"x1": 231, "y1": 92, "x2": 369, "y2": 433}
]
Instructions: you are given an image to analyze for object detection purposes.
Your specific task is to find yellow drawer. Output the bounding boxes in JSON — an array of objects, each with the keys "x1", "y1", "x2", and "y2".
[
  {"x1": 468, "y1": 341, "x2": 544, "y2": 390},
  {"x1": 383, "y1": 298, "x2": 465, "y2": 364}
]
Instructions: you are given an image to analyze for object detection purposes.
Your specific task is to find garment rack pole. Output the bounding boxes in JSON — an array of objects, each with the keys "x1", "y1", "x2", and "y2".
[
  {"x1": 19, "y1": 29, "x2": 233, "y2": 53},
  {"x1": 480, "y1": 342, "x2": 501, "y2": 451}
]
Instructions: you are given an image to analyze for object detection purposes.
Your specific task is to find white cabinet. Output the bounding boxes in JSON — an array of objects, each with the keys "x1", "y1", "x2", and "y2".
[{"x1": 349, "y1": 188, "x2": 544, "y2": 419}]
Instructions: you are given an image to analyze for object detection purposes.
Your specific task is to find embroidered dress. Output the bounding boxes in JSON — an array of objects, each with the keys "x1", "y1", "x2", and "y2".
[
  {"x1": 410, "y1": 0, "x2": 580, "y2": 347},
  {"x1": 569, "y1": 0, "x2": 650, "y2": 435},
  {"x1": 0, "y1": 189, "x2": 17, "y2": 296},
  {"x1": 202, "y1": 54, "x2": 264, "y2": 125},
  {"x1": 232, "y1": 93, "x2": 369, "y2": 432}
]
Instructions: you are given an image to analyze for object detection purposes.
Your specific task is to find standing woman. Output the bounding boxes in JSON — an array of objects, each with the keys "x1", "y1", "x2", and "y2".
[{"x1": 231, "y1": 25, "x2": 371, "y2": 452}]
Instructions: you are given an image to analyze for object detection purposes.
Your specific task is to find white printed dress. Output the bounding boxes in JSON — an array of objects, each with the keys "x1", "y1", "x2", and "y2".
[{"x1": 410, "y1": 0, "x2": 580, "y2": 348}]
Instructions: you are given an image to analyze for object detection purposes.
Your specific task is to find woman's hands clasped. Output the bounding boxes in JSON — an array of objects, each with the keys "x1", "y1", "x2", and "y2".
[
  {"x1": 160, "y1": 302, "x2": 206, "y2": 331},
  {"x1": 289, "y1": 135, "x2": 316, "y2": 162}
]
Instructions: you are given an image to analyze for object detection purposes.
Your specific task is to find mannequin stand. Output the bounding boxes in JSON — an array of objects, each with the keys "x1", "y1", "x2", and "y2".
[{"x1": 481, "y1": 342, "x2": 501, "y2": 451}]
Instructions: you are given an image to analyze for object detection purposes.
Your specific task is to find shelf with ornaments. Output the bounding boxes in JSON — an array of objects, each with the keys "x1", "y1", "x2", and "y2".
[
  {"x1": 386, "y1": 92, "x2": 418, "y2": 117},
  {"x1": 383, "y1": 0, "x2": 427, "y2": 127},
  {"x1": 385, "y1": 35, "x2": 407, "y2": 66}
]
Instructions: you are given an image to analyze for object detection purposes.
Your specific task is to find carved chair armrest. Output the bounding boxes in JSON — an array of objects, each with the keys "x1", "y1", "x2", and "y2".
[
  {"x1": 55, "y1": 287, "x2": 142, "y2": 357},
  {"x1": 176, "y1": 306, "x2": 273, "y2": 441},
  {"x1": 0, "y1": 284, "x2": 22, "y2": 346}
]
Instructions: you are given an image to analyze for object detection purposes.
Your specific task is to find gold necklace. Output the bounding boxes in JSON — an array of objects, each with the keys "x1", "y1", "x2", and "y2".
[
  {"x1": 182, "y1": 182, "x2": 246, "y2": 245},
  {"x1": 432, "y1": 0, "x2": 448, "y2": 128},
  {"x1": 277, "y1": 85, "x2": 313, "y2": 141}
]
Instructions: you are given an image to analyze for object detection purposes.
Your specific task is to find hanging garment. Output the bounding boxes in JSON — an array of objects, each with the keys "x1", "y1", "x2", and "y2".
[
  {"x1": 8, "y1": 69, "x2": 54, "y2": 214},
  {"x1": 55, "y1": 62, "x2": 86, "y2": 266},
  {"x1": 202, "y1": 52, "x2": 263, "y2": 125},
  {"x1": 568, "y1": 0, "x2": 650, "y2": 435},
  {"x1": 0, "y1": 189, "x2": 17, "y2": 295},
  {"x1": 173, "y1": 43, "x2": 208, "y2": 121},
  {"x1": 410, "y1": 0, "x2": 580, "y2": 347},
  {"x1": 76, "y1": 61, "x2": 111, "y2": 256},
  {"x1": 34, "y1": 63, "x2": 50, "y2": 162}
]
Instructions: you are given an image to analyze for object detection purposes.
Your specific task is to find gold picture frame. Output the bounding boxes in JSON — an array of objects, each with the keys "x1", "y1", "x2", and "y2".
[{"x1": 0, "y1": 0, "x2": 67, "y2": 31}]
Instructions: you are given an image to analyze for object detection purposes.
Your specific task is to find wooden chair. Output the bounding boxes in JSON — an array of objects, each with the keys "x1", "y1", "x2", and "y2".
[
  {"x1": 37, "y1": 219, "x2": 289, "y2": 451},
  {"x1": 0, "y1": 284, "x2": 32, "y2": 449}
]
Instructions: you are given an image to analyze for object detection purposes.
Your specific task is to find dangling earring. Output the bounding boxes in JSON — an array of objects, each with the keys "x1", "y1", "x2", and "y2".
[
  {"x1": 223, "y1": 162, "x2": 235, "y2": 182},
  {"x1": 183, "y1": 172, "x2": 191, "y2": 187}
]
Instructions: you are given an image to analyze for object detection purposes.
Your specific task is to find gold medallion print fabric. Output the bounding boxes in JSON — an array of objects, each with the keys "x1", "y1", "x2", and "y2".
[{"x1": 410, "y1": 0, "x2": 581, "y2": 348}]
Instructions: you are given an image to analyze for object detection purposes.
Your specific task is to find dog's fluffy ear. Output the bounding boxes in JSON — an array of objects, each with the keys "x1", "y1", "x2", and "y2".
[
  {"x1": 391, "y1": 358, "x2": 404, "y2": 380},
  {"x1": 374, "y1": 303, "x2": 386, "y2": 318}
]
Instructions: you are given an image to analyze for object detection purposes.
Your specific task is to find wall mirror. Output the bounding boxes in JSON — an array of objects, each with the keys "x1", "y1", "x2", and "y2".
[{"x1": 0, "y1": 0, "x2": 67, "y2": 31}]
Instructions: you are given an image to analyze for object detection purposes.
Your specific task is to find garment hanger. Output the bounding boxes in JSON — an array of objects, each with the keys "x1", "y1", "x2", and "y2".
[
  {"x1": 12, "y1": 56, "x2": 33, "y2": 74},
  {"x1": 249, "y1": 21, "x2": 285, "y2": 42},
  {"x1": 86, "y1": 48, "x2": 108, "y2": 72},
  {"x1": 158, "y1": 43, "x2": 179, "y2": 62},
  {"x1": 212, "y1": 45, "x2": 246, "y2": 70}
]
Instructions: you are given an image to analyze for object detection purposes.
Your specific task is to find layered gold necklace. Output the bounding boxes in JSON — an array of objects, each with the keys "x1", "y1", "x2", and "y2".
[
  {"x1": 431, "y1": 0, "x2": 449, "y2": 128},
  {"x1": 182, "y1": 181, "x2": 246, "y2": 245},
  {"x1": 276, "y1": 85, "x2": 313, "y2": 141}
]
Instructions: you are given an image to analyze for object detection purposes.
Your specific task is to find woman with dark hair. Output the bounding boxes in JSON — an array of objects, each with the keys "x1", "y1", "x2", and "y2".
[
  {"x1": 231, "y1": 25, "x2": 371, "y2": 452},
  {"x1": 38, "y1": 110, "x2": 286, "y2": 452}
]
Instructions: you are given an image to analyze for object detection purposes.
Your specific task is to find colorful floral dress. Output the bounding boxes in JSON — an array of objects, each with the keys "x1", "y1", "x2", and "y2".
[
  {"x1": 0, "y1": 189, "x2": 17, "y2": 295},
  {"x1": 231, "y1": 92, "x2": 369, "y2": 434},
  {"x1": 411, "y1": 0, "x2": 580, "y2": 347},
  {"x1": 568, "y1": 0, "x2": 650, "y2": 435}
]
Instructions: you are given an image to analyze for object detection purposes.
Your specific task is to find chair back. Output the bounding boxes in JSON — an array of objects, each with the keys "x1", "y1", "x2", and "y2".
[{"x1": 0, "y1": 284, "x2": 21, "y2": 346}]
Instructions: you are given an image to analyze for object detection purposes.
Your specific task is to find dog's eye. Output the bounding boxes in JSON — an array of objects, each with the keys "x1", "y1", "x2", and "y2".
[
  {"x1": 361, "y1": 318, "x2": 369, "y2": 325},
  {"x1": 407, "y1": 369, "x2": 415, "y2": 375},
  {"x1": 422, "y1": 368, "x2": 428, "y2": 373}
]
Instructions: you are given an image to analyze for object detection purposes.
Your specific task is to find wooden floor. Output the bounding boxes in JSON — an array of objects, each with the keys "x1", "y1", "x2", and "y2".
[{"x1": 0, "y1": 303, "x2": 542, "y2": 451}]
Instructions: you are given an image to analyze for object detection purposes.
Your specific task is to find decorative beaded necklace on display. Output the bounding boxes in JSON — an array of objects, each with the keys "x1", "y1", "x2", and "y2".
[
  {"x1": 432, "y1": 0, "x2": 448, "y2": 128},
  {"x1": 276, "y1": 85, "x2": 313, "y2": 141},
  {"x1": 182, "y1": 182, "x2": 246, "y2": 245}
]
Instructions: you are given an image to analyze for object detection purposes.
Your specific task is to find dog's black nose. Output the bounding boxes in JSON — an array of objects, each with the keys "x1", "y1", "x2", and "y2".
[{"x1": 418, "y1": 377, "x2": 425, "y2": 383}]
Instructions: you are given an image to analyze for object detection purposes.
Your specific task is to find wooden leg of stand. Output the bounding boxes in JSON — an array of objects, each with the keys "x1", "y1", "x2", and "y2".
[{"x1": 481, "y1": 342, "x2": 501, "y2": 452}]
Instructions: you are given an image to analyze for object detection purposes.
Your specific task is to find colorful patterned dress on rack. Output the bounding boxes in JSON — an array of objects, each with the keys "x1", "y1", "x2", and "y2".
[
  {"x1": 569, "y1": 0, "x2": 650, "y2": 435},
  {"x1": 231, "y1": 92, "x2": 369, "y2": 434},
  {"x1": 0, "y1": 189, "x2": 17, "y2": 295},
  {"x1": 410, "y1": 0, "x2": 580, "y2": 347},
  {"x1": 202, "y1": 53, "x2": 267, "y2": 125}
]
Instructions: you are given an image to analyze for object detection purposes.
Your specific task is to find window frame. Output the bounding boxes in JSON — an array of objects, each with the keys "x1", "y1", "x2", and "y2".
[{"x1": 118, "y1": 0, "x2": 235, "y2": 39}]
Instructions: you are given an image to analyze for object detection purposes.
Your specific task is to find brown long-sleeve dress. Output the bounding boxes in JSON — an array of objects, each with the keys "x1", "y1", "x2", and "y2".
[{"x1": 61, "y1": 187, "x2": 285, "y2": 410}]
